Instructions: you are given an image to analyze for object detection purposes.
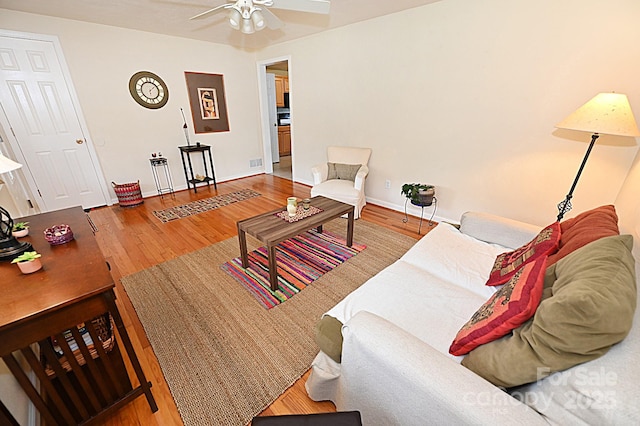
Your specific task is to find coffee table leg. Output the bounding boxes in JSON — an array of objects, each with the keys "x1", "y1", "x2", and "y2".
[
  {"x1": 346, "y1": 209, "x2": 354, "y2": 247},
  {"x1": 268, "y1": 244, "x2": 278, "y2": 291},
  {"x1": 238, "y1": 226, "x2": 249, "y2": 268},
  {"x1": 316, "y1": 225, "x2": 323, "y2": 233}
]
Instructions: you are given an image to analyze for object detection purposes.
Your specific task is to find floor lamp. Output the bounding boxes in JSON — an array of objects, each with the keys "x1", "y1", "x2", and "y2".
[
  {"x1": 0, "y1": 153, "x2": 32, "y2": 260},
  {"x1": 555, "y1": 93, "x2": 640, "y2": 221}
]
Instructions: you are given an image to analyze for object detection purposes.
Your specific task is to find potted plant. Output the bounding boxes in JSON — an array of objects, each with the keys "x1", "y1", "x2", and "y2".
[
  {"x1": 401, "y1": 183, "x2": 435, "y2": 206},
  {"x1": 12, "y1": 221, "x2": 29, "y2": 238},
  {"x1": 11, "y1": 251, "x2": 42, "y2": 274}
]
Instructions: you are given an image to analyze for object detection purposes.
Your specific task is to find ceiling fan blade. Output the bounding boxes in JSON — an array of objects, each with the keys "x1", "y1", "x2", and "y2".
[
  {"x1": 189, "y1": 3, "x2": 232, "y2": 20},
  {"x1": 270, "y1": 0, "x2": 330, "y2": 14},
  {"x1": 259, "y1": 7, "x2": 284, "y2": 30}
]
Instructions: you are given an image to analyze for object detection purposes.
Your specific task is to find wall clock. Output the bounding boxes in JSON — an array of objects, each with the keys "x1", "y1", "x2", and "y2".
[{"x1": 128, "y1": 71, "x2": 169, "y2": 109}]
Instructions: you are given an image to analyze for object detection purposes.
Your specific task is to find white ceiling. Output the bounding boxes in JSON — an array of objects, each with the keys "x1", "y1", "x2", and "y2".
[{"x1": 0, "y1": 0, "x2": 442, "y2": 51}]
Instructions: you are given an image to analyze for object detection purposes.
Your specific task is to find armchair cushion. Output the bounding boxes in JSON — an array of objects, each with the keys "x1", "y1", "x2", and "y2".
[
  {"x1": 326, "y1": 162, "x2": 361, "y2": 181},
  {"x1": 462, "y1": 235, "x2": 636, "y2": 388}
]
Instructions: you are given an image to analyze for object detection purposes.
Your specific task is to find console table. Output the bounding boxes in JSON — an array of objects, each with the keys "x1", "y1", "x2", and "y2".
[
  {"x1": 178, "y1": 144, "x2": 217, "y2": 193},
  {"x1": 0, "y1": 207, "x2": 157, "y2": 425}
]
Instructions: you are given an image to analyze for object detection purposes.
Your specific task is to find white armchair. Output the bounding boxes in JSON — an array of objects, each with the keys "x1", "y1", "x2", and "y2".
[{"x1": 310, "y1": 146, "x2": 372, "y2": 219}]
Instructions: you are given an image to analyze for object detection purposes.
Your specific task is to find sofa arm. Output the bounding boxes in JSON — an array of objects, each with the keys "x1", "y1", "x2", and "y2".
[
  {"x1": 339, "y1": 312, "x2": 547, "y2": 426},
  {"x1": 311, "y1": 163, "x2": 328, "y2": 185},
  {"x1": 459, "y1": 211, "x2": 541, "y2": 249},
  {"x1": 353, "y1": 165, "x2": 369, "y2": 191}
]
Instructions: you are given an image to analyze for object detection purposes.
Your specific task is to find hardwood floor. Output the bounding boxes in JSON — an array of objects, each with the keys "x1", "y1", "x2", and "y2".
[{"x1": 89, "y1": 174, "x2": 426, "y2": 425}]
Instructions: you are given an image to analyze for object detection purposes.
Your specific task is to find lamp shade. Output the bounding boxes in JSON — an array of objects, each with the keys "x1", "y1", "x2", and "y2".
[
  {"x1": 556, "y1": 92, "x2": 640, "y2": 137},
  {"x1": 0, "y1": 154, "x2": 22, "y2": 174}
]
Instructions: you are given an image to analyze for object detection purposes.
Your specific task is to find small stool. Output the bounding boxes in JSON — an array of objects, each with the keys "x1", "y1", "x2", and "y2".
[{"x1": 252, "y1": 411, "x2": 362, "y2": 426}]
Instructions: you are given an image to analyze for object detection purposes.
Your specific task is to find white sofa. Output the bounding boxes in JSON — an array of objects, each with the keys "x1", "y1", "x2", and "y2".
[{"x1": 306, "y1": 210, "x2": 639, "y2": 425}]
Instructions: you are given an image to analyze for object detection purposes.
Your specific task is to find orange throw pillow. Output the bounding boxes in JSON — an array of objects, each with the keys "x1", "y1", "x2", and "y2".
[
  {"x1": 449, "y1": 256, "x2": 547, "y2": 356},
  {"x1": 546, "y1": 204, "x2": 619, "y2": 266},
  {"x1": 485, "y1": 222, "x2": 560, "y2": 286}
]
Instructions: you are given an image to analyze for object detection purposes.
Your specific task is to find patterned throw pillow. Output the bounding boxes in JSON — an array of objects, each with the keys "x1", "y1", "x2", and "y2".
[
  {"x1": 485, "y1": 222, "x2": 561, "y2": 286},
  {"x1": 327, "y1": 162, "x2": 362, "y2": 181},
  {"x1": 449, "y1": 256, "x2": 547, "y2": 356}
]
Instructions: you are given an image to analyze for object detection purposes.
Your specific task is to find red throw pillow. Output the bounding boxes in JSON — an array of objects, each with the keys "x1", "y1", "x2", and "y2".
[
  {"x1": 485, "y1": 222, "x2": 560, "y2": 287},
  {"x1": 546, "y1": 205, "x2": 619, "y2": 267},
  {"x1": 449, "y1": 256, "x2": 547, "y2": 356}
]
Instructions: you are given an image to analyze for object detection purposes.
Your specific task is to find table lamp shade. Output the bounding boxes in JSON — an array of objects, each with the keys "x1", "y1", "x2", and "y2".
[
  {"x1": 0, "y1": 153, "x2": 22, "y2": 174},
  {"x1": 556, "y1": 93, "x2": 640, "y2": 137}
]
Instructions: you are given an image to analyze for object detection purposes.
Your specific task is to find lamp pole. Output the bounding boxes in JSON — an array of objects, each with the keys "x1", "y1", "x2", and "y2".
[{"x1": 556, "y1": 133, "x2": 599, "y2": 221}]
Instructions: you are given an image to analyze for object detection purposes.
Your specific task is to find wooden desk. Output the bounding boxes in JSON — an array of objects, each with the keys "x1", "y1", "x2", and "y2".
[{"x1": 0, "y1": 207, "x2": 157, "y2": 425}]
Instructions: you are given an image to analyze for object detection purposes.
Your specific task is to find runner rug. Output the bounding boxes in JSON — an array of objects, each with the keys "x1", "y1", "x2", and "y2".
[
  {"x1": 152, "y1": 188, "x2": 261, "y2": 222},
  {"x1": 120, "y1": 219, "x2": 417, "y2": 426},
  {"x1": 221, "y1": 230, "x2": 367, "y2": 309}
]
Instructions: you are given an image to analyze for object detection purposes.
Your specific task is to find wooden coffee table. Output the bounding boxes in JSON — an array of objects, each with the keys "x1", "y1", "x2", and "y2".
[{"x1": 237, "y1": 196, "x2": 355, "y2": 291}]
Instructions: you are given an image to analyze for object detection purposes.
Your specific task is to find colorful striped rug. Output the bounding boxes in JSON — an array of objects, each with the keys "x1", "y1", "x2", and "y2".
[{"x1": 221, "y1": 230, "x2": 366, "y2": 309}]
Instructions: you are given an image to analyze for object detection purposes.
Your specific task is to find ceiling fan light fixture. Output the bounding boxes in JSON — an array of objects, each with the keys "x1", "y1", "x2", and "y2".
[
  {"x1": 251, "y1": 10, "x2": 265, "y2": 31},
  {"x1": 228, "y1": 8, "x2": 242, "y2": 29},
  {"x1": 241, "y1": 17, "x2": 255, "y2": 34}
]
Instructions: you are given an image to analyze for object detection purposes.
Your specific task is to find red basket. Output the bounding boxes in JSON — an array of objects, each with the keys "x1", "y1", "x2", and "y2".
[{"x1": 112, "y1": 181, "x2": 143, "y2": 207}]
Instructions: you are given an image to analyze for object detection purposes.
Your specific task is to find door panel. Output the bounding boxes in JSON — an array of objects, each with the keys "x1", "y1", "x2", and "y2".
[{"x1": 0, "y1": 35, "x2": 106, "y2": 211}]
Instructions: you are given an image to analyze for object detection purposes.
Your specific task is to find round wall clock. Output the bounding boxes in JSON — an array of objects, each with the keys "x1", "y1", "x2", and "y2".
[{"x1": 128, "y1": 71, "x2": 169, "y2": 109}]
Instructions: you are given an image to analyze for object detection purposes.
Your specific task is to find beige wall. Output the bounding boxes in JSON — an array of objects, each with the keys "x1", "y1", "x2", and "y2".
[
  {"x1": 259, "y1": 0, "x2": 640, "y2": 225},
  {"x1": 1, "y1": 0, "x2": 639, "y2": 224},
  {"x1": 0, "y1": 10, "x2": 264, "y2": 199}
]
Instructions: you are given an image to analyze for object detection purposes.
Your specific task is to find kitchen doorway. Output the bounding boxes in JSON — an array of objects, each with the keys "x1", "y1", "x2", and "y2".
[{"x1": 258, "y1": 57, "x2": 292, "y2": 180}]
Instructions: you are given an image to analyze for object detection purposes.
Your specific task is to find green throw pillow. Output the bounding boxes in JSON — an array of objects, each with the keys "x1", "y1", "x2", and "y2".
[
  {"x1": 327, "y1": 162, "x2": 361, "y2": 181},
  {"x1": 314, "y1": 315, "x2": 344, "y2": 363},
  {"x1": 462, "y1": 235, "x2": 636, "y2": 388}
]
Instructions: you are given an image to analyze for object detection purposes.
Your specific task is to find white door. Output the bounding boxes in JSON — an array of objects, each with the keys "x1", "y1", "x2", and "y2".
[
  {"x1": 266, "y1": 73, "x2": 279, "y2": 163},
  {"x1": 0, "y1": 32, "x2": 108, "y2": 211}
]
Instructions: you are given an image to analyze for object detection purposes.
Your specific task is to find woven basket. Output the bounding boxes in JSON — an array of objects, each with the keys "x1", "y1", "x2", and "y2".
[{"x1": 112, "y1": 181, "x2": 143, "y2": 207}]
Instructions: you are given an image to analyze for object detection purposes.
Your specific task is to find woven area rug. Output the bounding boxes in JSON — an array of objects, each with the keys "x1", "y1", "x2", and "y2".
[
  {"x1": 221, "y1": 230, "x2": 366, "y2": 309},
  {"x1": 152, "y1": 188, "x2": 260, "y2": 222},
  {"x1": 121, "y1": 219, "x2": 417, "y2": 426}
]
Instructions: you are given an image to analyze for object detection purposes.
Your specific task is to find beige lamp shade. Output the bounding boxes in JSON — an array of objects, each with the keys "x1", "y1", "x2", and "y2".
[
  {"x1": 556, "y1": 92, "x2": 640, "y2": 137},
  {"x1": 0, "y1": 154, "x2": 22, "y2": 174}
]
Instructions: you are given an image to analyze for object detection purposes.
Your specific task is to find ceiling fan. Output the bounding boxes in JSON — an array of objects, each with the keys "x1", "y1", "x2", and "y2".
[{"x1": 190, "y1": 0, "x2": 330, "y2": 34}]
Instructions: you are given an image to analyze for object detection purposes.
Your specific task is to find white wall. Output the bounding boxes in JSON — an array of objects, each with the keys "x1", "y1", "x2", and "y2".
[
  {"x1": 258, "y1": 0, "x2": 640, "y2": 225},
  {"x1": 0, "y1": 10, "x2": 265, "y2": 199}
]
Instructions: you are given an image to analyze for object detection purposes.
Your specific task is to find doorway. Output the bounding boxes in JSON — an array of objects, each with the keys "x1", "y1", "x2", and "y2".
[
  {"x1": 0, "y1": 30, "x2": 109, "y2": 215},
  {"x1": 258, "y1": 57, "x2": 292, "y2": 180}
]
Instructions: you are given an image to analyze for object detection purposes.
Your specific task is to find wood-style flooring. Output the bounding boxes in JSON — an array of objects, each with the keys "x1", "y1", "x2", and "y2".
[{"x1": 89, "y1": 174, "x2": 427, "y2": 425}]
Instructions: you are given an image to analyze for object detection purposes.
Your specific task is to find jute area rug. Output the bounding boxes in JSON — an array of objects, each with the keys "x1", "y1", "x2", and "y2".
[{"x1": 121, "y1": 219, "x2": 417, "y2": 426}]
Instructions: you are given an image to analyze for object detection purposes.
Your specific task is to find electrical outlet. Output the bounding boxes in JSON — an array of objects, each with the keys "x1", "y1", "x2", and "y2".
[{"x1": 385, "y1": 180, "x2": 391, "y2": 189}]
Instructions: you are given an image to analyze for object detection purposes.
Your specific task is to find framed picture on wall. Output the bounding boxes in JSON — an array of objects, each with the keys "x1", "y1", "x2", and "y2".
[{"x1": 185, "y1": 72, "x2": 230, "y2": 133}]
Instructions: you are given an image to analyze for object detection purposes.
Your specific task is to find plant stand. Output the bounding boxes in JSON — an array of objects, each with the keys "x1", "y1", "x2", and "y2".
[
  {"x1": 403, "y1": 198, "x2": 437, "y2": 235},
  {"x1": 149, "y1": 157, "x2": 174, "y2": 197}
]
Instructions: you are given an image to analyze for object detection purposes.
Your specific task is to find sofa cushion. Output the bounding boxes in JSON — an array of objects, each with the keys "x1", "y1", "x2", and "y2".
[
  {"x1": 327, "y1": 162, "x2": 361, "y2": 181},
  {"x1": 462, "y1": 235, "x2": 636, "y2": 388},
  {"x1": 547, "y1": 204, "x2": 619, "y2": 266},
  {"x1": 485, "y1": 222, "x2": 560, "y2": 286},
  {"x1": 315, "y1": 315, "x2": 343, "y2": 363},
  {"x1": 449, "y1": 256, "x2": 547, "y2": 356}
]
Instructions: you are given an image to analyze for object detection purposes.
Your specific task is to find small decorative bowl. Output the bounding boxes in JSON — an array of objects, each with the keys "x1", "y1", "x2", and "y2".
[{"x1": 44, "y1": 224, "x2": 74, "y2": 245}]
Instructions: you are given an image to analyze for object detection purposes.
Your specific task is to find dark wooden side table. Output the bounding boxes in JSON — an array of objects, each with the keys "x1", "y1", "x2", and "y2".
[
  {"x1": 0, "y1": 207, "x2": 157, "y2": 425},
  {"x1": 178, "y1": 144, "x2": 217, "y2": 193}
]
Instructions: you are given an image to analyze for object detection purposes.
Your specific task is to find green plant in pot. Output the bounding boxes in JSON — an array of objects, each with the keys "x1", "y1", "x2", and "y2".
[
  {"x1": 401, "y1": 183, "x2": 435, "y2": 206},
  {"x1": 11, "y1": 250, "x2": 42, "y2": 274},
  {"x1": 12, "y1": 221, "x2": 29, "y2": 237}
]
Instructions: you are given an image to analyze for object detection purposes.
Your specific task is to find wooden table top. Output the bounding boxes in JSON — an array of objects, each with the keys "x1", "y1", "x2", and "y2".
[
  {"x1": 0, "y1": 206, "x2": 113, "y2": 332},
  {"x1": 237, "y1": 196, "x2": 353, "y2": 245}
]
